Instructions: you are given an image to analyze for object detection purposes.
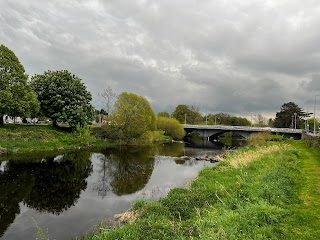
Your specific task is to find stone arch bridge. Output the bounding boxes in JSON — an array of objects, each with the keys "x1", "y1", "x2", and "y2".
[{"x1": 184, "y1": 124, "x2": 303, "y2": 140}]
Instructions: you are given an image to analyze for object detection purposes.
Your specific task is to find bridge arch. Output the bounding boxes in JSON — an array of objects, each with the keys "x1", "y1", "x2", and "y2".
[
  {"x1": 209, "y1": 130, "x2": 249, "y2": 140},
  {"x1": 184, "y1": 128, "x2": 251, "y2": 139}
]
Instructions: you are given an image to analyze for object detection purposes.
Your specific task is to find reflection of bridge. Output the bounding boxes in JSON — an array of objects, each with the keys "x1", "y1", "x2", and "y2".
[{"x1": 183, "y1": 124, "x2": 303, "y2": 140}]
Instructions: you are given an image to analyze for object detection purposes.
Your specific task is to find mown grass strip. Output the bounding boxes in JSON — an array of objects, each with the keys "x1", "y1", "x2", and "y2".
[
  {"x1": 280, "y1": 141, "x2": 320, "y2": 239},
  {"x1": 80, "y1": 141, "x2": 320, "y2": 240}
]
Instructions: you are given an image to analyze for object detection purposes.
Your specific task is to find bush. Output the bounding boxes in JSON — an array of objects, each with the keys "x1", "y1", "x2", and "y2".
[
  {"x1": 92, "y1": 125, "x2": 120, "y2": 140},
  {"x1": 248, "y1": 132, "x2": 280, "y2": 147},
  {"x1": 157, "y1": 117, "x2": 185, "y2": 140},
  {"x1": 140, "y1": 130, "x2": 165, "y2": 144}
]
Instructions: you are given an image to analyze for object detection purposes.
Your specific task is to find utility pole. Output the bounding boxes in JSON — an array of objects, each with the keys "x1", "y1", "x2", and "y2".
[{"x1": 314, "y1": 95, "x2": 320, "y2": 135}]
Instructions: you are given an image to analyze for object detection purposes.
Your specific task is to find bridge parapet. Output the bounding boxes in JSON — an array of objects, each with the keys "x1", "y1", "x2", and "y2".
[{"x1": 183, "y1": 124, "x2": 303, "y2": 134}]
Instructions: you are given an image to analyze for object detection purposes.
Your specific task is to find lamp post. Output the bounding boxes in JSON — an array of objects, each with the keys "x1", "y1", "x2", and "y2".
[
  {"x1": 314, "y1": 95, "x2": 320, "y2": 134},
  {"x1": 251, "y1": 112, "x2": 253, "y2": 127},
  {"x1": 205, "y1": 111, "x2": 208, "y2": 125},
  {"x1": 294, "y1": 112, "x2": 297, "y2": 129},
  {"x1": 305, "y1": 106, "x2": 313, "y2": 131},
  {"x1": 184, "y1": 113, "x2": 187, "y2": 125}
]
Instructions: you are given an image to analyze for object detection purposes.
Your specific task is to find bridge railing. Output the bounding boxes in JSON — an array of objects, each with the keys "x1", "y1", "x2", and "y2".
[{"x1": 183, "y1": 124, "x2": 303, "y2": 134}]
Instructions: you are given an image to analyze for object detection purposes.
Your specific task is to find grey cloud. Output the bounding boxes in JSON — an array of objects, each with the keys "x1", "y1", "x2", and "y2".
[
  {"x1": 301, "y1": 74, "x2": 320, "y2": 92},
  {"x1": 1, "y1": 0, "x2": 320, "y2": 118}
]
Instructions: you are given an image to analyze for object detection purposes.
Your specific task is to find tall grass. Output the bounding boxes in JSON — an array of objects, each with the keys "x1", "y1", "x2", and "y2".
[{"x1": 247, "y1": 132, "x2": 283, "y2": 147}]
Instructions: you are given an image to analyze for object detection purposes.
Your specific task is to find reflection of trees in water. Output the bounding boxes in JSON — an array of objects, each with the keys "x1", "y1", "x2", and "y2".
[
  {"x1": 0, "y1": 151, "x2": 92, "y2": 236},
  {"x1": 0, "y1": 170, "x2": 34, "y2": 237},
  {"x1": 93, "y1": 147, "x2": 156, "y2": 197},
  {"x1": 93, "y1": 153, "x2": 112, "y2": 198},
  {"x1": 155, "y1": 143, "x2": 185, "y2": 157},
  {"x1": 174, "y1": 158, "x2": 201, "y2": 166},
  {"x1": 23, "y1": 151, "x2": 92, "y2": 214}
]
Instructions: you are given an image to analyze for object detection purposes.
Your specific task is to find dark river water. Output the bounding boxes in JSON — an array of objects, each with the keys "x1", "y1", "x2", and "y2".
[{"x1": 0, "y1": 140, "x2": 244, "y2": 239}]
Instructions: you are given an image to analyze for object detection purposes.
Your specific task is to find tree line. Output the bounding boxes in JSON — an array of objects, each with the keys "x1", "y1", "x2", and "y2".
[
  {"x1": 160, "y1": 102, "x2": 319, "y2": 131},
  {"x1": 1, "y1": 44, "x2": 318, "y2": 142}
]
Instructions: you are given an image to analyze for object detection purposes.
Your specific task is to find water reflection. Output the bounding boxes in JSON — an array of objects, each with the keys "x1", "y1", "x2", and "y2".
[
  {"x1": 186, "y1": 136, "x2": 246, "y2": 149},
  {"x1": 93, "y1": 148, "x2": 155, "y2": 197},
  {"x1": 0, "y1": 142, "x2": 223, "y2": 239},
  {"x1": 0, "y1": 151, "x2": 92, "y2": 237},
  {"x1": 0, "y1": 164, "x2": 32, "y2": 238},
  {"x1": 23, "y1": 151, "x2": 92, "y2": 214}
]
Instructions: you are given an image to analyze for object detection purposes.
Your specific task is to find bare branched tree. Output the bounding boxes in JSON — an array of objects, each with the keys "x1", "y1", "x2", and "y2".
[{"x1": 99, "y1": 86, "x2": 116, "y2": 115}]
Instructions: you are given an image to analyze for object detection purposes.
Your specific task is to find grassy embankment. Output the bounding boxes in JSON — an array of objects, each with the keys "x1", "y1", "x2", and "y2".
[
  {"x1": 81, "y1": 137, "x2": 320, "y2": 239},
  {"x1": 0, "y1": 124, "x2": 112, "y2": 155}
]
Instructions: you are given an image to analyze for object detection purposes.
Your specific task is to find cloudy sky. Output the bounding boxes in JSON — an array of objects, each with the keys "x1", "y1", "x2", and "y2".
[{"x1": 1, "y1": 0, "x2": 320, "y2": 118}]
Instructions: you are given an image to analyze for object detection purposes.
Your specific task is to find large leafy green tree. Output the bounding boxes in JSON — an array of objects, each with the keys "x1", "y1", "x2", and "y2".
[
  {"x1": 157, "y1": 111, "x2": 170, "y2": 118},
  {"x1": 31, "y1": 70, "x2": 94, "y2": 127},
  {"x1": 112, "y1": 92, "x2": 156, "y2": 142},
  {"x1": 274, "y1": 102, "x2": 305, "y2": 128},
  {"x1": 0, "y1": 44, "x2": 39, "y2": 126},
  {"x1": 172, "y1": 104, "x2": 203, "y2": 124}
]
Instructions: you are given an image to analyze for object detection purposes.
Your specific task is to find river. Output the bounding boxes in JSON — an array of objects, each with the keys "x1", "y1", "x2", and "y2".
[{"x1": 0, "y1": 139, "x2": 244, "y2": 239}]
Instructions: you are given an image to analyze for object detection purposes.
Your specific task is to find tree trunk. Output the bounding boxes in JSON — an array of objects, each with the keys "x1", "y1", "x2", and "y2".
[
  {"x1": 52, "y1": 119, "x2": 58, "y2": 127},
  {"x1": 0, "y1": 115, "x2": 4, "y2": 126}
]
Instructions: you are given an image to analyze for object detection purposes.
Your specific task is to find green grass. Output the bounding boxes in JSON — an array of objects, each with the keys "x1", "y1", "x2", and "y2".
[
  {"x1": 80, "y1": 141, "x2": 320, "y2": 239},
  {"x1": 0, "y1": 124, "x2": 112, "y2": 155}
]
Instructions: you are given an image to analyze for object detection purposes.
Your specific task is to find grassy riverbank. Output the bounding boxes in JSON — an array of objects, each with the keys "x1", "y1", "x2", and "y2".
[
  {"x1": 0, "y1": 124, "x2": 111, "y2": 155},
  {"x1": 81, "y1": 140, "x2": 320, "y2": 239}
]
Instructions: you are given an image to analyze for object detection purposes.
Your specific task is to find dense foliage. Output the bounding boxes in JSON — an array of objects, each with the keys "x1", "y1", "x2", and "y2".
[
  {"x1": 208, "y1": 113, "x2": 251, "y2": 126},
  {"x1": 157, "y1": 111, "x2": 170, "y2": 118},
  {"x1": 157, "y1": 117, "x2": 185, "y2": 140},
  {"x1": 31, "y1": 70, "x2": 94, "y2": 127},
  {"x1": 0, "y1": 44, "x2": 39, "y2": 126},
  {"x1": 111, "y1": 92, "x2": 156, "y2": 143},
  {"x1": 274, "y1": 102, "x2": 305, "y2": 128},
  {"x1": 173, "y1": 104, "x2": 202, "y2": 124}
]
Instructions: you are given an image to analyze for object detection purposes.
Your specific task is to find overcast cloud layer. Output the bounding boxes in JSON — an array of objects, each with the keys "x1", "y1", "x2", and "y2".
[{"x1": 1, "y1": 0, "x2": 320, "y2": 118}]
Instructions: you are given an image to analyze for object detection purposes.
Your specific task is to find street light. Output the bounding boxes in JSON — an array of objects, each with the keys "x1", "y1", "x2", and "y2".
[
  {"x1": 251, "y1": 112, "x2": 253, "y2": 127},
  {"x1": 314, "y1": 95, "x2": 320, "y2": 135},
  {"x1": 294, "y1": 112, "x2": 297, "y2": 129},
  {"x1": 305, "y1": 105, "x2": 313, "y2": 131},
  {"x1": 184, "y1": 113, "x2": 187, "y2": 125}
]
